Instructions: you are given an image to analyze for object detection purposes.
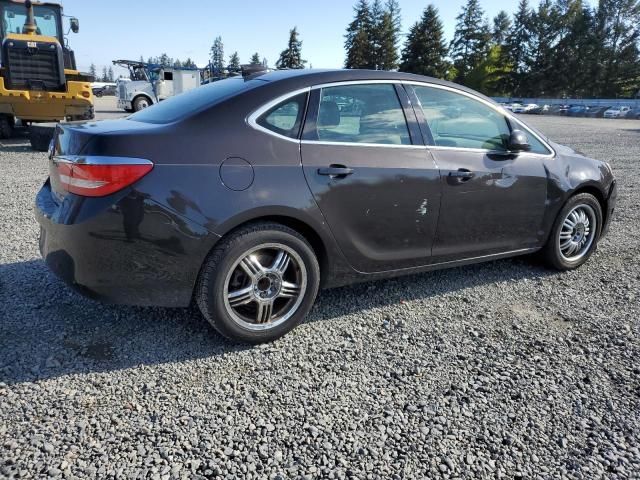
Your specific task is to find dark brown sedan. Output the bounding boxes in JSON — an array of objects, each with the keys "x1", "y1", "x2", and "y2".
[{"x1": 36, "y1": 69, "x2": 617, "y2": 343}]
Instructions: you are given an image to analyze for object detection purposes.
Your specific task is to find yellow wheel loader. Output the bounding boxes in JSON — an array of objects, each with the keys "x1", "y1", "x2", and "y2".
[{"x1": 0, "y1": 0, "x2": 93, "y2": 151}]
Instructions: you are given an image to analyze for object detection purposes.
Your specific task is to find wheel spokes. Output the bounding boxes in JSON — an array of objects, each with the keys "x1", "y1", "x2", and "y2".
[
  {"x1": 256, "y1": 301, "x2": 273, "y2": 323},
  {"x1": 228, "y1": 286, "x2": 254, "y2": 307},
  {"x1": 279, "y1": 281, "x2": 301, "y2": 299},
  {"x1": 271, "y1": 250, "x2": 291, "y2": 274},
  {"x1": 240, "y1": 255, "x2": 265, "y2": 280}
]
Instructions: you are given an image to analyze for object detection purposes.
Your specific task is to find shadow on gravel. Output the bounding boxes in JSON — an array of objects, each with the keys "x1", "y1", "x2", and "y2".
[{"x1": 0, "y1": 256, "x2": 555, "y2": 385}]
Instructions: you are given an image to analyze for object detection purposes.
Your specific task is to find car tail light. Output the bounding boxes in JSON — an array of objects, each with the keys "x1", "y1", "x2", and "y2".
[{"x1": 54, "y1": 156, "x2": 153, "y2": 197}]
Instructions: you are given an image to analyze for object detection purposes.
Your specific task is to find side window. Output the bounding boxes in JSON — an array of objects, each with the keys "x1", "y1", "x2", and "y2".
[
  {"x1": 413, "y1": 85, "x2": 510, "y2": 151},
  {"x1": 314, "y1": 84, "x2": 411, "y2": 145},
  {"x1": 256, "y1": 92, "x2": 307, "y2": 139},
  {"x1": 163, "y1": 72, "x2": 174, "y2": 81}
]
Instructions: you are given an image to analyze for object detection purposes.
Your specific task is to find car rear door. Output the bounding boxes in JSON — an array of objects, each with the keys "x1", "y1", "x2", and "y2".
[
  {"x1": 300, "y1": 82, "x2": 441, "y2": 273},
  {"x1": 407, "y1": 83, "x2": 550, "y2": 261}
]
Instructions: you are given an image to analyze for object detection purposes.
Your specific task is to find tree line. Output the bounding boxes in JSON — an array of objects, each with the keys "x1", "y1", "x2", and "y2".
[
  {"x1": 345, "y1": 0, "x2": 640, "y2": 99},
  {"x1": 208, "y1": 27, "x2": 307, "y2": 76}
]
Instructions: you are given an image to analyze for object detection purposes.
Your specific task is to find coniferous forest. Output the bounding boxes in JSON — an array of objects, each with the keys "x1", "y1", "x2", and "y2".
[{"x1": 344, "y1": 0, "x2": 640, "y2": 99}]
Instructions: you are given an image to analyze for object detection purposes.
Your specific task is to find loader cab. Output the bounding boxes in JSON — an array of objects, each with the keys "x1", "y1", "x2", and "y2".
[
  {"x1": 0, "y1": 1, "x2": 79, "y2": 70},
  {"x1": 1, "y1": 1, "x2": 63, "y2": 42}
]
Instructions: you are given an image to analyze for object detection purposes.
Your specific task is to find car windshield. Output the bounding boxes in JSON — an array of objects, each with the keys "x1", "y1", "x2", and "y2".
[
  {"x1": 1, "y1": 4, "x2": 60, "y2": 39},
  {"x1": 128, "y1": 77, "x2": 263, "y2": 124}
]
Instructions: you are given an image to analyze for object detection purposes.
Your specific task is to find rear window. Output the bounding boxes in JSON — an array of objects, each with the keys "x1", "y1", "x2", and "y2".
[{"x1": 128, "y1": 77, "x2": 260, "y2": 124}]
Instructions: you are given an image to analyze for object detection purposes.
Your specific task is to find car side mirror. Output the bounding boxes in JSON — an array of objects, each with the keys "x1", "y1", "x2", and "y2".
[
  {"x1": 508, "y1": 129, "x2": 531, "y2": 152},
  {"x1": 70, "y1": 17, "x2": 79, "y2": 33}
]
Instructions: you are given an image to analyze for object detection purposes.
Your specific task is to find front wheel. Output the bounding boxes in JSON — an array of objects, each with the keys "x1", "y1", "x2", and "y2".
[
  {"x1": 542, "y1": 193, "x2": 603, "y2": 270},
  {"x1": 196, "y1": 223, "x2": 320, "y2": 344},
  {"x1": 133, "y1": 96, "x2": 151, "y2": 112}
]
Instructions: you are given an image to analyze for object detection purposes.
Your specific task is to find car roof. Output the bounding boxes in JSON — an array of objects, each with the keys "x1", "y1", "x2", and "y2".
[{"x1": 251, "y1": 69, "x2": 495, "y2": 103}]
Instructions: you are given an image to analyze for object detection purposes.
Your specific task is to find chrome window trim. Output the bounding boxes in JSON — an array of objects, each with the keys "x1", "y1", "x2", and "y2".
[
  {"x1": 246, "y1": 78, "x2": 555, "y2": 157},
  {"x1": 246, "y1": 87, "x2": 311, "y2": 144},
  {"x1": 300, "y1": 140, "x2": 427, "y2": 150},
  {"x1": 53, "y1": 155, "x2": 153, "y2": 165},
  {"x1": 402, "y1": 80, "x2": 556, "y2": 158}
]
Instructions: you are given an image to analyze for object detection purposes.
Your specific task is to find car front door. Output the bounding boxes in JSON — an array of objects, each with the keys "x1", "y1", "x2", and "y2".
[
  {"x1": 408, "y1": 84, "x2": 550, "y2": 261},
  {"x1": 300, "y1": 82, "x2": 441, "y2": 273}
]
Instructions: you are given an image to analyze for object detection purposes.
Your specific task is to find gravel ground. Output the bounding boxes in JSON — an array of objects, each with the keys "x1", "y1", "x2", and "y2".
[{"x1": 1, "y1": 115, "x2": 639, "y2": 479}]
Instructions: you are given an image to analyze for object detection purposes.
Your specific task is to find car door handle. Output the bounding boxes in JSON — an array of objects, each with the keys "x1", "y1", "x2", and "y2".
[
  {"x1": 449, "y1": 169, "x2": 474, "y2": 181},
  {"x1": 318, "y1": 165, "x2": 354, "y2": 178}
]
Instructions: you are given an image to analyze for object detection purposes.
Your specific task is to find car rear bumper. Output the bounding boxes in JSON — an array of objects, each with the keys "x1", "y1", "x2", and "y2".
[{"x1": 35, "y1": 180, "x2": 219, "y2": 307}]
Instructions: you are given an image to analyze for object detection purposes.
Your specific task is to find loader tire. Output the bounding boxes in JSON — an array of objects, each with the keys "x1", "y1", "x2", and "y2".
[
  {"x1": 0, "y1": 115, "x2": 15, "y2": 139},
  {"x1": 29, "y1": 125, "x2": 55, "y2": 152}
]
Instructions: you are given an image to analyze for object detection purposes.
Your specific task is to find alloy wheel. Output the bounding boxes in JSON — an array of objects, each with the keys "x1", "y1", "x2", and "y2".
[
  {"x1": 558, "y1": 204, "x2": 597, "y2": 262},
  {"x1": 223, "y1": 243, "x2": 307, "y2": 331}
]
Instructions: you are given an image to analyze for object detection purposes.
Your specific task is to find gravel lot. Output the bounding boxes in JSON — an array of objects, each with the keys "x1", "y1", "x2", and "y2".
[{"x1": 1, "y1": 111, "x2": 639, "y2": 479}]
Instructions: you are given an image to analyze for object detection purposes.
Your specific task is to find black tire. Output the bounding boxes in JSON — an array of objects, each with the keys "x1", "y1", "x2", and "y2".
[
  {"x1": 133, "y1": 96, "x2": 151, "y2": 112},
  {"x1": 542, "y1": 193, "x2": 603, "y2": 270},
  {"x1": 196, "y1": 222, "x2": 320, "y2": 344},
  {"x1": 29, "y1": 125, "x2": 55, "y2": 152},
  {"x1": 0, "y1": 115, "x2": 14, "y2": 139}
]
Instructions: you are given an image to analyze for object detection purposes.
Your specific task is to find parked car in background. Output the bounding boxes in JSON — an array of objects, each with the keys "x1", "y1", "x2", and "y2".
[
  {"x1": 512, "y1": 103, "x2": 538, "y2": 113},
  {"x1": 36, "y1": 69, "x2": 617, "y2": 343},
  {"x1": 604, "y1": 106, "x2": 631, "y2": 119},
  {"x1": 527, "y1": 104, "x2": 549, "y2": 115},
  {"x1": 586, "y1": 106, "x2": 611, "y2": 118},
  {"x1": 92, "y1": 85, "x2": 117, "y2": 97},
  {"x1": 624, "y1": 108, "x2": 640, "y2": 119},
  {"x1": 567, "y1": 105, "x2": 590, "y2": 117}
]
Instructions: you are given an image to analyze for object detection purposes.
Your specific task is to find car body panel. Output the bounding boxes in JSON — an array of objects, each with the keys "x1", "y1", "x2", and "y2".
[
  {"x1": 429, "y1": 149, "x2": 548, "y2": 261},
  {"x1": 35, "y1": 69, "x2": 617, "y2": 307}
]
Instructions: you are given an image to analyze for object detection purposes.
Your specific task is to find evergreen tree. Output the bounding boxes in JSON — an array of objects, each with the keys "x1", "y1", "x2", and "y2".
[
  {"x1": 596, "y1": 0, "x2": 640, "y2": 97},
  {"x1": 367, "y1": 0, "x2": 399, "y2": 70},
  {"x1": 276, "y1": 27, "x2": 306, "y2": 69},
  {"x1": 376, "y1": 11, "x2": 400, "y2": 69},
  {"x1": 89, "y1": 63, "x2": 97, "y2": 79},
  {"x1": 107, "y1": 66, "x2": 114, "y2": 82},
  {"x1": 250, "y1": 52, "x2": 262, "y2": 65},
  {"x1": 492, "y1": 10, "x2": 512, "y2": 44},
  {"x1": 450, "y1": 0, "x2": 491, "y2": 84},
  {"x1": 344, "y1": 0, "x2": 375, "y2": 69},
  {"x1": 101, "y1": 66, "x2": 108, "y2": 82},
  {"x1": 524, "y1": 0, "x2": 562, "y2": 96},
  {"x1": 465, "y1": 44, "x2": 511, "y2": 94},
  {"x1": 552, "y1": 0, "x2": 596, "y2": 97},
  {"x1": 386, "y1": 0, "x2": 402, "y2": 36},
  {"x1": 182, "y1": 58, "x2": 197, "y2": 68},
  {"x1": 210, "y1": 36, "x2": 225, "y2": 73},
  {"x1": 400, "y1": 4, "x2": 449, "y2": 78},
  {"x1": 228, "y1": 51, "x2": 241, "y2": 71},
  {"x1": 157, "y1": 53, "x2": 172, "y2": 67},
  {"x1": 503, "y1": 0, "x2": 533, "y2": 96}
]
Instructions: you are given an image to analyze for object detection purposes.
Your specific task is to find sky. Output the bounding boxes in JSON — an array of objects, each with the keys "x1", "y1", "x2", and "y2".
[{"x1": 58, "y1": 0, "x2": 596, "y2": 76}]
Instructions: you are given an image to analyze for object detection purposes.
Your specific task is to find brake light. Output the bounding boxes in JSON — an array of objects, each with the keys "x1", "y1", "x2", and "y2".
[{"x1": 55, "y1": 157, "x2": 153, "y2": 197}]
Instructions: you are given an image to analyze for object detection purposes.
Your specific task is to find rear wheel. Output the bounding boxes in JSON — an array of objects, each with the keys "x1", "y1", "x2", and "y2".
[
  {"x1": 196, "y1": 223, "x2": 320, "y2": 344},
  {"x1": 133, "y1": 96, "x2": 151, "y2": 112},
  {"x1": 0, "y1": 115, "x2": 14, "y2": 139},
  {"x1": 542, "y1": 193, "x2": 602, "y2": 270}
]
